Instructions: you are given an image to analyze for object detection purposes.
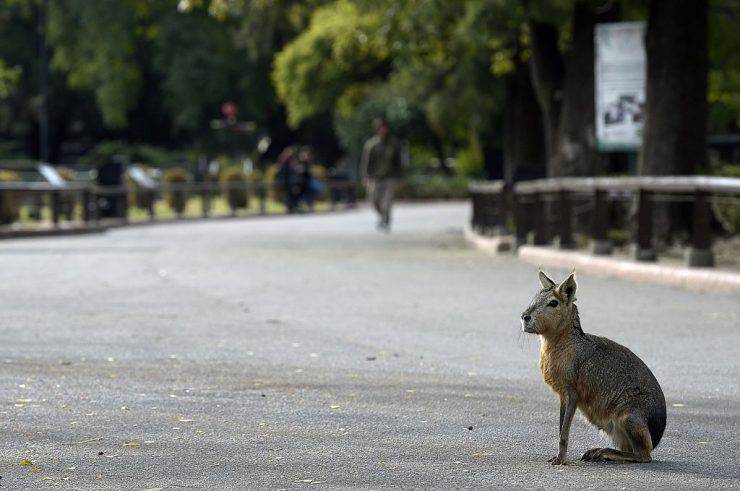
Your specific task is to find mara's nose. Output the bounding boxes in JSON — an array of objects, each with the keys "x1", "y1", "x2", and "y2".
[{"x1": 522, "y1": 315, "x2": 531, "y2": 322}]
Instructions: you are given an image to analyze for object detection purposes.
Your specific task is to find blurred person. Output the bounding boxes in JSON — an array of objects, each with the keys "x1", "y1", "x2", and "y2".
[
  {"x1": 360, "y1": 117, "x2": 404, "y2": 232},
  {"x1": 276, "y1": 146, "x2": 301, "y2": 213},
  {"x1": 297, "y1": 146, "x2": 323, "y2": 211}
]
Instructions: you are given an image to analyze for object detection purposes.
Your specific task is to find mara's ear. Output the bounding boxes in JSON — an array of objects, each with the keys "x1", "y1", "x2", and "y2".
[
  {"x1": 556, "y1": 273, "x2": 577, "y2": 304},
  {"x1": 538, "y1": 271, "x2": 556, "y2": 290}
]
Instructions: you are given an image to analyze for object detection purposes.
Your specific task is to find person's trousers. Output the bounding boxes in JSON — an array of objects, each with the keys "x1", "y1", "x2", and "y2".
[{"x1": 367, "y1": 178, "x2": 398, "y2": 225}]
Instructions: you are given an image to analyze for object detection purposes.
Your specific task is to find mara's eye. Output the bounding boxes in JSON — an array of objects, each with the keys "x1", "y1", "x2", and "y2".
[{"x1": 548, "y1": 299, "x2": 559, "y2": 308}]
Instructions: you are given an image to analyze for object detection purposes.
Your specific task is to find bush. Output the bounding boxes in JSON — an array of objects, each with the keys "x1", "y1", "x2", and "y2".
[
  {"x1": 455, "y1": 133, "x2": 485, "y2": 178},
  {"x1": 125, "y1": 165, "x2": 155, "y2": 211},
  {"x1": 220, "y1": 166, "x2": 249, "y2": 212},
  {"x1": 0, "y1": 169, "x2": 20, "y2": 224},
  {"x1": 162, "y1": 167, "x2": 192, "y2": 215},
  {"x1": 80, "y1": 140, "x2": 189, "y2": 169},
  {"x1": 398, "y1": 174, "x2": 469, "y2": 200}
]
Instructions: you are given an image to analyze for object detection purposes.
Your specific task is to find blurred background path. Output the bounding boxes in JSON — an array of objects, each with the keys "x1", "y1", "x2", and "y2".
[{"x1": 0, "y1": 203, "x2": 738, "y2": 488}]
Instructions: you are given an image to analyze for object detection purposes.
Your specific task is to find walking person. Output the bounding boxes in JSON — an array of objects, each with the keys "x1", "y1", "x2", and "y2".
[{"x1": 360, "y1": 117, "x2": 404, "y2": 232}]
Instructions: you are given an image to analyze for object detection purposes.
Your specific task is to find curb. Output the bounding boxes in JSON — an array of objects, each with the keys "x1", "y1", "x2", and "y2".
[
  {"x1": 0, "y1": 224, "x2": 108, "y2": 240},
  {"x1": 0, "y1": 207, "x2": 357, "y2": 240},
  {"x1": 517, "y1": 245, "x2": 740, "y2": 295},
  {"x1": 463, "y1": 224, "x2": 514, "y2": 254}
]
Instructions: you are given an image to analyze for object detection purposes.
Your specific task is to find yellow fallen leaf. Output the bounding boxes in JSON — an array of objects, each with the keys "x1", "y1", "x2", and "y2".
[
  {"x1": 143, "y1": 488, "x2": 163, "y2": 491},
  {"x1": 20, "y1": 459, "x2": 32, "y2": 466},
  {"x1": 330, "y1": 405, "x2": 341, "y2": 409},
  {"x1": 174, "y1": 417, "x2": 195, "y2": 422},
  {"x1": 124, "y1": 442, "x2": 140, "y2": 446},
  {"x1": 40, "y1": 477, "x2": 52, "y2": 481},
  {"x1": 29, "y1": 468, "x2": 42, "y2": 473}
]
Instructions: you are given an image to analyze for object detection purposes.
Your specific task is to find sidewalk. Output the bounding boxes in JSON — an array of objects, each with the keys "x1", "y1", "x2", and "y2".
[{"x1": 464, "y1": 226, "x2": 740, "y2": 295}]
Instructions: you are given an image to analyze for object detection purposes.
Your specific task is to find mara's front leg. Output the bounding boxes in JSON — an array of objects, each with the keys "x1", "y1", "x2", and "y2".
[{"x1": 549, "y1": 392, "x2": 577, "y2": 465}]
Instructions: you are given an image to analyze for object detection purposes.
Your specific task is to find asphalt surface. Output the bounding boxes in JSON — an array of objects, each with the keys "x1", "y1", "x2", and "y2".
[{"x1": 0, "y1": 202, "x2": 738, "y2": 489}]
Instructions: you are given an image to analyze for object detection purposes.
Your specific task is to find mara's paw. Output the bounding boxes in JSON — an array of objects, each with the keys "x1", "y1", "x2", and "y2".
[
  {"x1": 548, "y1": 455, "x2": 566, "y2": 465},
  {"x1": 581, "y1": 448, "x2": 605, "y2": 462}
]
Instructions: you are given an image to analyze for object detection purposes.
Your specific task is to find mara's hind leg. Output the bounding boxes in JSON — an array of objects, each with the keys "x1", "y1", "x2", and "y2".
[{"x1": 581, "y1": 416, "x2": 652, "y2": 463}]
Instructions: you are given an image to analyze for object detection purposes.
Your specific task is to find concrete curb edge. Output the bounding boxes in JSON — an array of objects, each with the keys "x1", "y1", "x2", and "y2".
[{"x1": 517, "y1": 245, "x2": 740, "y2": 295}]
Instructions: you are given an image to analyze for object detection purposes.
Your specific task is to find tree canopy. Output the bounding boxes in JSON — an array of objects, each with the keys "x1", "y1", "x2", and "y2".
[{"x1": 0, "y1": 0, "x2": 738, "y2": 177}]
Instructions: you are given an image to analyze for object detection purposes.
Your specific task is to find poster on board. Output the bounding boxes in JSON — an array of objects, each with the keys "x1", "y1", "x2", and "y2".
[{"x1": 594, "y1": 21, "x2": 646, "y2": 151}]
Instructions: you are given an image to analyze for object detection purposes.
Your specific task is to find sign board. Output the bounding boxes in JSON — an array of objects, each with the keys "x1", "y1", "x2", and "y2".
[
  {"x1": 594, "y1": 22, "x2": 646, "y2": 151},
  {"x1": 36, "y1": 163, "x2": 68, "y2": 188},
  {"x1": 127, "y1": 166, "x2": 157, "y2": 189}
]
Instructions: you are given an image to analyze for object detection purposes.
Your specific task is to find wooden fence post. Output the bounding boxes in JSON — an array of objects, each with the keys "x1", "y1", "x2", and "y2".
[
  {"x1": 514, "y1": 193, "x2": 530, "y2": 248},
  {"x1": 82, "y1": 188, "x2": 91, "y2": 224},
  {"x1": 202, "y1": 184, "x2": 210, "y2": 218},
  {"x1": 590, "y1": 189, "x2": 612, "y2": 254},
  {"x1": 533, "y1": 192, "x2": 549, "y2": 246},
  {"x1": 634, "y1": 189, "x2": 656, "y2": 261},
  {"x1": 686, "y1": 190, "x2": 714, "y2": 267},
  {"x1": 259, "y1": 183, "x2": 267, "y2": 215},
  {"x1": 558, "y1": 190, "x2": 574, "y2": 249},
  {"x1": 51, "y1": 190, "x2": 60, "y2": 226}
]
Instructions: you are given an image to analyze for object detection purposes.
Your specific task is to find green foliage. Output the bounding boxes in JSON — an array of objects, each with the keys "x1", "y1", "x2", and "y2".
[
  {"x1": 0, "y1": 169, "x2": 20, "y2": 224},
  {"x1": 162, "y1": 166, "x2": 192, "y2": 214},
  {"x1": 79, "y1": 140, "x2": 187, "y2": 168},
  {"x1": 708, "y1": 1, "x2": 740, "y2": 132},
  {"x1": 220, "y1": 165, "x2": 249, "y2": 211},
  {"x1": 48, "y1": 0, "x2": 143, "y2": 128},
  {"x1": 398, "y1": 174, "x2": 469, "y2": 200},
  {"x1": 334, "y1": 93, "x2": 417, "y2": 156},
  {"x1": 153, "y1": 10, "x2": 234, "y2": 134},
  {"x1": 0, "y1": 59, "x2": 21, "y2": 99},
  {"x1": 455, "y1": 131, "x2": 485, "y2": 178},
  {"x1": 273, "y1": 0, "x2": 389, "y2": 127}
]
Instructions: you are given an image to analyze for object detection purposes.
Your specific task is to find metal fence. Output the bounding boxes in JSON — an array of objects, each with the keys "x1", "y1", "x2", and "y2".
[
  {"x1": 470, "y1": 176, "x2": 740, "y2": 267},
  {"x1": 0, "y1": 179, "x2": 358, "y2": 237}
]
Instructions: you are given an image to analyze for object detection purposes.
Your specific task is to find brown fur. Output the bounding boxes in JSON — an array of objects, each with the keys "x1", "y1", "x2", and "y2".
[{"x1": 521, "y1": 272, "x2": 666, "y2": 465}]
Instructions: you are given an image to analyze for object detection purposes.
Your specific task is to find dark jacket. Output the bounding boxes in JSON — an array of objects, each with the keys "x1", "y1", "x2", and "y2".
[{"x1": 360, "y1": 135, "x2": 403, "y2": 179}]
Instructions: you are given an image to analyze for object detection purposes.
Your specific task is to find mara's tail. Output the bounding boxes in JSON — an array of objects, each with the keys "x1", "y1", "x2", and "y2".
[{"x1": 648, "y1": 395, "x2": 667, "y2": 449}]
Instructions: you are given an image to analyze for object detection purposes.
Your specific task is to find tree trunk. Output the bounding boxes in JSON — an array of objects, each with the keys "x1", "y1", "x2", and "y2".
[
  {"x1": 640, "y1": 0, "x2": 708, "y2": 176},
  {"x1": 640, "y1": 0, "x2": 708, "y2": 243},
  {"x1": 527, "y1": 20, "x2": 563, "y2": 175},
  {"x1": 504, "y1": 52, "x2": 546, "y2": 183},
  {"x1": 552, "y1": 1, "x2": 620, "y2": 177}
]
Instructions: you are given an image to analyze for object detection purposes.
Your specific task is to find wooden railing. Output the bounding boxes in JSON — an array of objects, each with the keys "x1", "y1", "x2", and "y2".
[
  {"x1": 0, "y1": 179, "x2": 358, "y2": 236},
  {"x1": 469, "y1": 176, "x2": 740, "y2": 267}
]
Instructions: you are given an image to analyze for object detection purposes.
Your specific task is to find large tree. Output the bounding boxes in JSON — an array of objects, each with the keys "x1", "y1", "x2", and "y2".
[
  {"x1": 639, "y1": 0, "x2": 708, "y2": 175},
  {"x1": 526, "y1": 0, "x2": 620, "y2": 177}
]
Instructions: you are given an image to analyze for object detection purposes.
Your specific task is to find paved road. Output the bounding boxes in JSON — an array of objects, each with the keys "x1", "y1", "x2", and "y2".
[{"x1": 0, "y1": 203, "x2": 738, "y2": 489}]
